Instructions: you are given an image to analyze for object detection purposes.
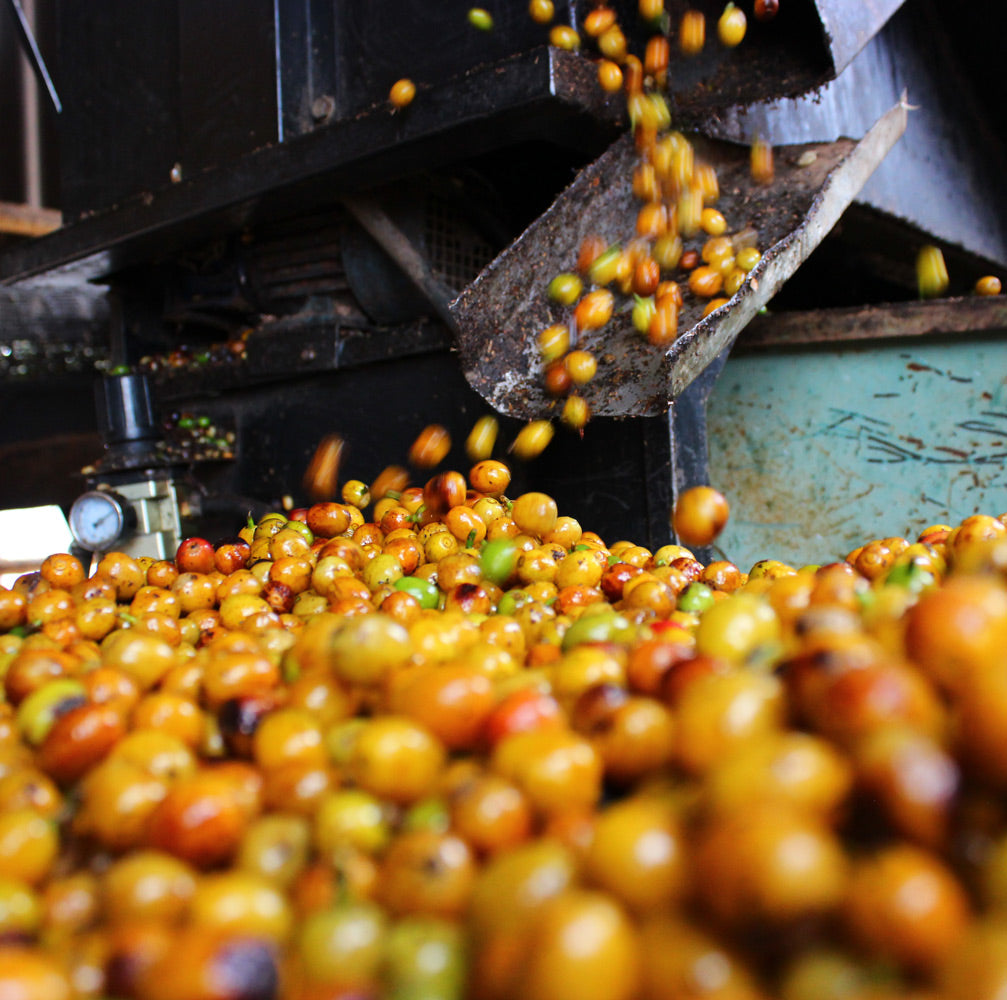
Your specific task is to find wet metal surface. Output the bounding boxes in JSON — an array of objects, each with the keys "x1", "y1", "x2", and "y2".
[
  {"x1": 453, "y1": 102, "x2": 907, "y2": 419},
  {"x1": 708, "y1": 333, "x2": 1007, "y2": 570},
  {"x1": 708, "y1": 2, "x2": 1007, "y2": 269},
  {"x1": 813, "y1": 0, "x2": 905, "y2": 76}
]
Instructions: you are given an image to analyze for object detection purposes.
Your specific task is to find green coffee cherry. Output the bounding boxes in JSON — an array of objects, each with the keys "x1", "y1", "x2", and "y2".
[{"x1": 16, "y1": 679, "x2": 87, "y2": 746}]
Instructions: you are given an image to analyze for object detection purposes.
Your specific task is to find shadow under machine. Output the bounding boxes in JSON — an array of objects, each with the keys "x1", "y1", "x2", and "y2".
[{"x1": 1, "y1": 0, "x2": 1006, "y2": 563}]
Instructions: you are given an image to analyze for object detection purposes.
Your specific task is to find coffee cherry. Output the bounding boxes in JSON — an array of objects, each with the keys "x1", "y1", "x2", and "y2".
[
  {"x1": 389, "y1": 78, "x2": 416, "y2": 108},
  {"x1": 672, "y1": 486, "x2": 730, "y2": 546}
]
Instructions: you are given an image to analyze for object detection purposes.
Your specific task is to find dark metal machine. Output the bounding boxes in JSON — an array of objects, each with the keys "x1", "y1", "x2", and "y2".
[{"x1": 1, "y1": 0, "x2": 1005, "y2": 557}]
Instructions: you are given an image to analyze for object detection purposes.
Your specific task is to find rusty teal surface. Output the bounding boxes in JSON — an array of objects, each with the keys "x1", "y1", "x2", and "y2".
[{"x1": 706, "y1": 335, "x2": 1007, "y2": 571}]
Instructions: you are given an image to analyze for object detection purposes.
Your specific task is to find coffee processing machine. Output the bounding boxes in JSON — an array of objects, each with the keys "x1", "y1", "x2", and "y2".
[{"x1": 2, "y1": 0, "x2": 1006, "y2": 565}]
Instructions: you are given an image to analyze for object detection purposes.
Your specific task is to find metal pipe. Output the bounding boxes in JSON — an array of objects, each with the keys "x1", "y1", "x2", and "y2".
[{"x1": 19, "y1": 0, "x2": 40, "y2": 208}]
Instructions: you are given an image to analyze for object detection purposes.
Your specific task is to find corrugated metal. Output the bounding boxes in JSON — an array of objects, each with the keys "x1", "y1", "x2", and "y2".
[{"x1": 707, "y1": 2, "x2": 1007, "y2": 267}]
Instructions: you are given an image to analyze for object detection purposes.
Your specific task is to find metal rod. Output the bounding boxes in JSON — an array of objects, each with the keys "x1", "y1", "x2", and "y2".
[
  {"x1": 341, "y1": 195, "x2": 460, "y2": 335},
  {"x1": 4, "y1": 0, "x2": 61, "y2": 113},
  {"x1": 19, "y1": 0, "x2": 41, "y2": 207}
]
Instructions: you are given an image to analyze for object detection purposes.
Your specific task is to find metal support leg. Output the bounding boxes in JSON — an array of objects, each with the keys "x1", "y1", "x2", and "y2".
[{"x1": 647, "y1": 345, "x2": 731, "y2": 561}]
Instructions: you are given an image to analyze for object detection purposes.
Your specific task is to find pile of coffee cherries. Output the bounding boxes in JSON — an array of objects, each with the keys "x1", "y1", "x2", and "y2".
[{"x1": 3, "y1": 454, "x2": 1007, "y2": 999}]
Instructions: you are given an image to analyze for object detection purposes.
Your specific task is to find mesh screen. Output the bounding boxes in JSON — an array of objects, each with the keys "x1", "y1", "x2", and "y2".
[{"x1": 424, "y1": 194, "x2": 496, "y2": 292}]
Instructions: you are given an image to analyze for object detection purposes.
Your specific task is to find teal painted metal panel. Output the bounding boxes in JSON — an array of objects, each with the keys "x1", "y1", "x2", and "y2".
[{"x1": 706, "y1": 335, "x2": 1007, "y2": 571}]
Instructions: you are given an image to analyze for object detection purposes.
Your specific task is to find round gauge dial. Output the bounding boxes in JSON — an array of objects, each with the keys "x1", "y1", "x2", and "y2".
[{"x1": 68, "y1": 490, "x2": 128, "y2": 552}]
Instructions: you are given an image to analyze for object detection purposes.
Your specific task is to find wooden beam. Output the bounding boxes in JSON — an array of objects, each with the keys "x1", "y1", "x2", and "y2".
[
  {"x1": 0, "y1": 201, "x2": 61, "y2": 238},
  {"x1": 739, "y1": 295, "x2": 1007, "y2": 348}
]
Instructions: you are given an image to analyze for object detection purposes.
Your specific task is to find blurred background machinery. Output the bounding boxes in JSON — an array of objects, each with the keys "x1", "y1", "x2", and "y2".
[{"x1": 1, "y1": 0, "x2": 1006, "y2": 566}]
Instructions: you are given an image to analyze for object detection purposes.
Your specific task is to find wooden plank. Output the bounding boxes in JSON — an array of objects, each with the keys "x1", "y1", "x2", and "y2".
[
  {"x1": 0, "y1": 202, "x2": 61, "y2": 238},
  {"x1": 740, "y1": 295, "x2": 1007, "y2": 348}
]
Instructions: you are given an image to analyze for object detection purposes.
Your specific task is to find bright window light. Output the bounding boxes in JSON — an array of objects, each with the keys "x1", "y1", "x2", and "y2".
[{"x1": 0, "y1": 505, "x2": 75, "y2": 588}]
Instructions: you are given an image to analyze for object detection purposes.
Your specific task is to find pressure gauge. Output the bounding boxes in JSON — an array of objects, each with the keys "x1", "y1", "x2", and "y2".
[{"x1": 68, "y1": 490, "x2": 133, "y2": 552}]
